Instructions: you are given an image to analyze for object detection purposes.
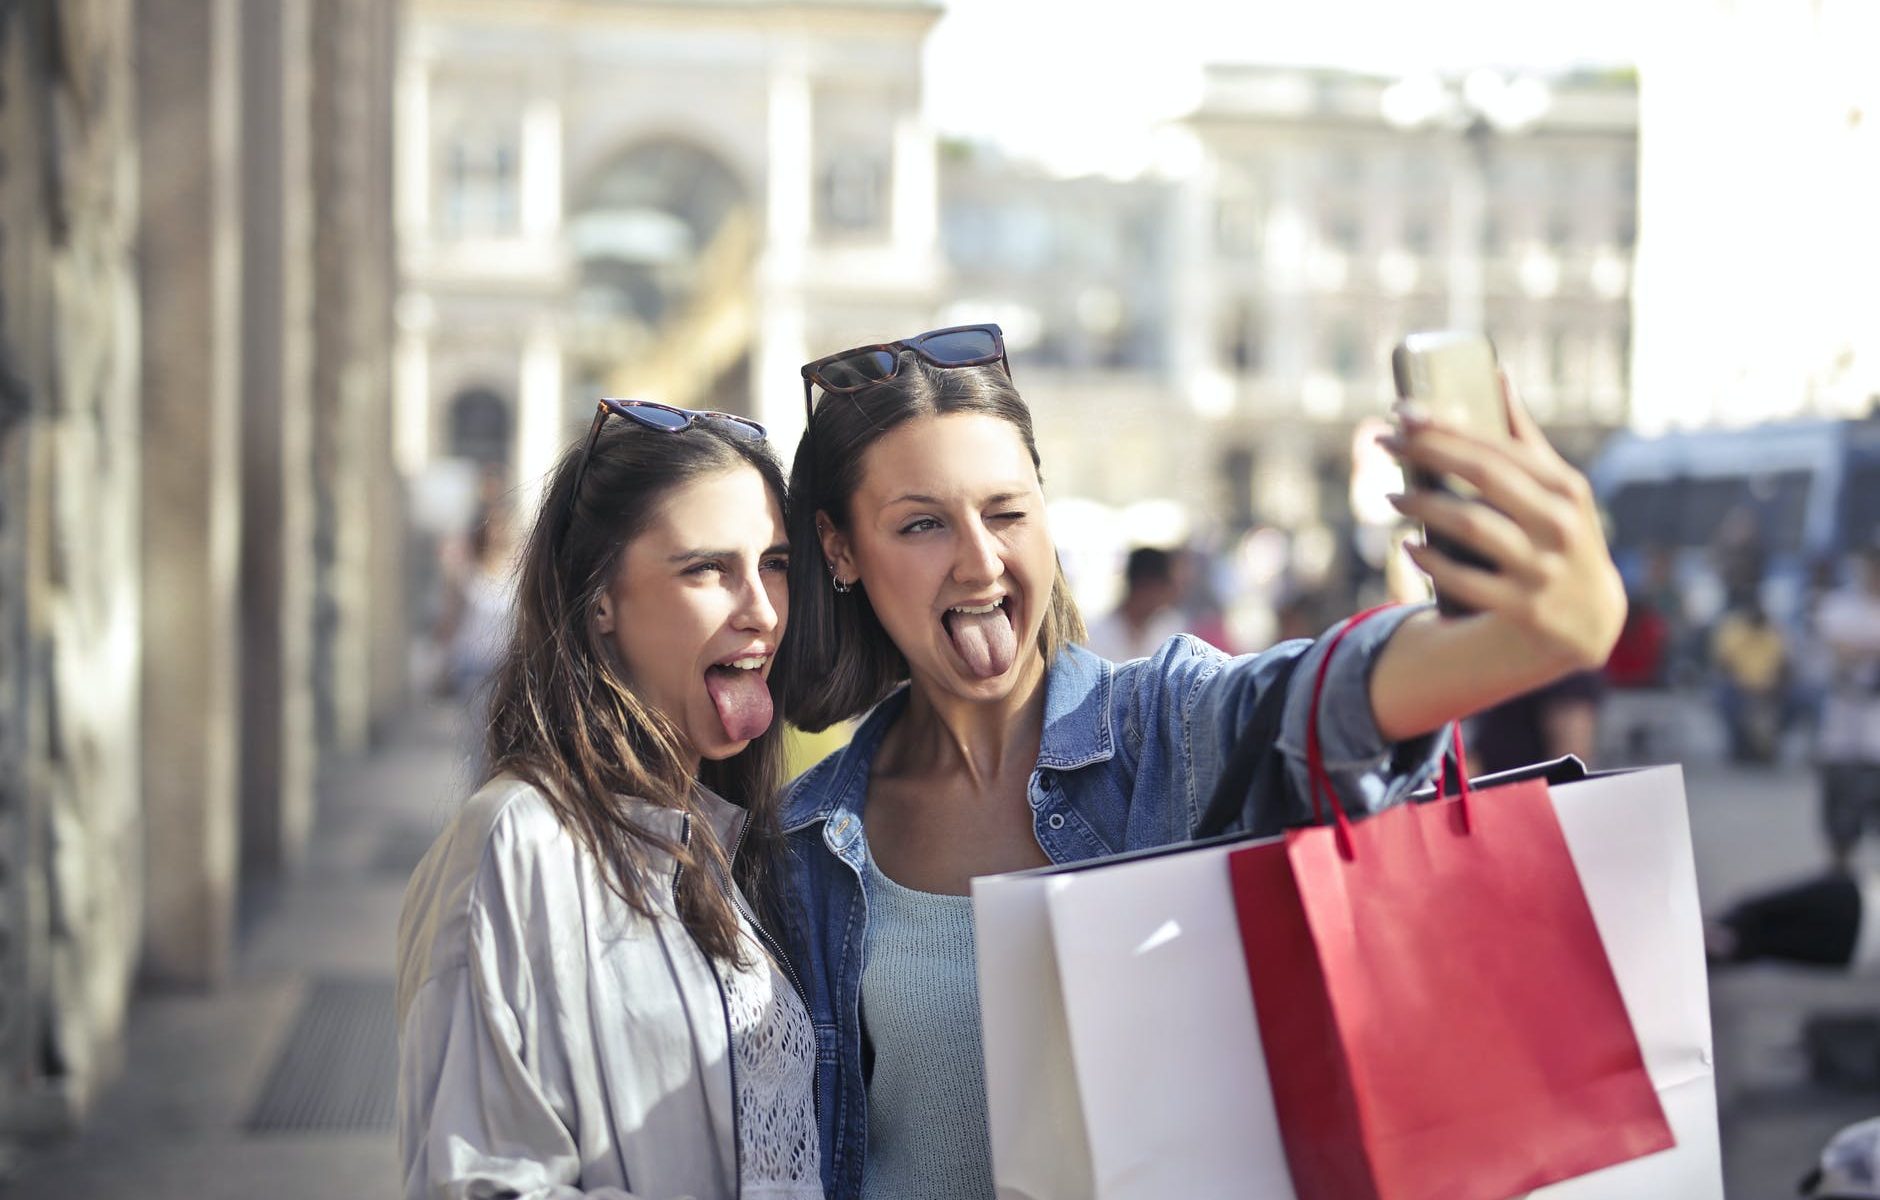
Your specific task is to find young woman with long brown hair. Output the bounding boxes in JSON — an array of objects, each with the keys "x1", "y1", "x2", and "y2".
[
  {"x1": 771, "y1": 325, "x2": 1629, "y2": 1199},
  {"x1": 396, "y1": 401, "x2": 819, "y2": 1200}
]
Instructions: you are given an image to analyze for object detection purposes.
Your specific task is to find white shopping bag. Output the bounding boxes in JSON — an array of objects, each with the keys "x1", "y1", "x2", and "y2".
[
  {"x1": 973, "y1": 871, "x2": 1095, "y2": 1200},
  {"x1": 974, "y1": 835, "x2": 1296, "y2": 1200},
  {"x1": 1529, "y1": 765, "x2": 1723, "y2": 1199},
  {"x1": 972, "y1": 764, "x2": 1723, "y2": 1200}
]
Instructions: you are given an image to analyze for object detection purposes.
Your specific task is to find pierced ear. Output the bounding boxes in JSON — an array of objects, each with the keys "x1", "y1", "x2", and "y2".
[
  {"x1": 594, "y1": 591, "x2": 617, "y2": 636},
  {"x1": 817, "y1": 511, "x2": 857, "y2": 586}
]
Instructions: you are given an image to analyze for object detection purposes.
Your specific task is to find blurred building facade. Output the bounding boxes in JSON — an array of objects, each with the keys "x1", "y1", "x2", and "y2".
[
  {"x1": 1632, "y1": 0, "x2": 1880, "y2": 433},
  {"x1": 937, "y1": 157, "x2": 1213, "y2": 515},
  {"x1": 0, "y1": 0, "x2": 403, "y2": 1140},
  {"x1": 1183, "y1": 64, "x2": 1638, "y2": 527},
  {"x1": 932, "y1": 65, "x2": 1638, "y2": 546},
  {"x1": 397, "y1": 0, "x2": 945, "y2": 516},
  {"x1": 394, "y1": 10, "x2": 1641, "y2": 546}
]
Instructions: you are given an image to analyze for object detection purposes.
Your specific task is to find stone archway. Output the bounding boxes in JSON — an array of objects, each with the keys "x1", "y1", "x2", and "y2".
[
  {"x1": 565, "y1": 139, "x2": 754, "y2": 410},
  {"x1": 569, "y1": 138, "x2": 746, "y2": 327}
]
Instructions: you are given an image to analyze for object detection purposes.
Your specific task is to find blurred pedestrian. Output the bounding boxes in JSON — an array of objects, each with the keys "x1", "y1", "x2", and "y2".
[
  {"x1": 396, "y1": 401, "x2": 819, "y2": 1200},
  {"x1": 434, "y1": 502, "x2": 516, "y2": 697},
  {"x1": 433, "y1": 499, "x2": 517, "y2": 780},
  {"x1": 1468, "y1": 669, "x2": 1605, "y2": 776},
  {"x1": 1607, "y1": 545, "x2": 1677, "y2": 689},
  {"x1": 1816, "y1": 545, "x2": 1880, "y2": 873},
  {"x1": 1710, "y1": 595, "x2": 1791, "y2": 763},
  {"x1": 1084, "y1": 545, "x2": 1186, "y2": 662},
  {"x1": 1711, "y1": 502, "x2": 1769, "y2": 612}
]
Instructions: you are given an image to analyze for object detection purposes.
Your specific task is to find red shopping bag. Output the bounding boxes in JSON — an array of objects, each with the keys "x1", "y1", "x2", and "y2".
[{"x1": 1227, "y1": 611, "x2": 1673, "y2": 1200}]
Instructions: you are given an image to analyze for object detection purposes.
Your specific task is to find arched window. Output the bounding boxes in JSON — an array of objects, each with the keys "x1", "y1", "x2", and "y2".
[{"x1": 446, "y1": 387, "x2": 512, "y2": 469}]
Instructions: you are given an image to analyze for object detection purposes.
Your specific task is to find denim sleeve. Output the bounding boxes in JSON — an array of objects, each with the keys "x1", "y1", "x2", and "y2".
[{"x1": 1176, "y1": 605, "x2": 1449, "y2": 833}]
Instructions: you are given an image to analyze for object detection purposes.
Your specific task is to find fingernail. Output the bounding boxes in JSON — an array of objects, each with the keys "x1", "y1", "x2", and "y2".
[
  {"x1": 1376, "y1": 434, "x2": 1405, "y2": 454},
  {"x1": 1385, "y1": 492, "x2": 1407, "y2": 509}
]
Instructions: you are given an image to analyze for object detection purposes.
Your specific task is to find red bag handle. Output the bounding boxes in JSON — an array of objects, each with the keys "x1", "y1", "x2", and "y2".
[{"x1": 1303, "y1": 605, "x2": 1472, "y2": 858}]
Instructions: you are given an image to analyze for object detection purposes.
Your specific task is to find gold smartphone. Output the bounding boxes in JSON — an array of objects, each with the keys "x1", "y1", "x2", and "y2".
[{"x1": 1390, "y1": 331, "x2": 1512, "y2": 614}]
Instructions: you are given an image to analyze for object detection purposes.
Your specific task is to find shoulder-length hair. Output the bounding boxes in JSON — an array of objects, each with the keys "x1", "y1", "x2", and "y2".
[
  {"x1": 483, "y1": 416, "x2": 789, "y2": 963},
  {"x1": 775, "y1": 358, "x2": 1085, "y2": 732}
]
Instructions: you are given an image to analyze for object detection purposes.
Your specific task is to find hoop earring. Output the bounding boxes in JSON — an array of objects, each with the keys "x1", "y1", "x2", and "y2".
[{"x1": 830, "y1": 567, "x2": 854, "y2": 594}]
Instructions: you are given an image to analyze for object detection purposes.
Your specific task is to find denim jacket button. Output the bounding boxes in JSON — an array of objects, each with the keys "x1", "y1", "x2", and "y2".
[{"x1": 1047, "y1": 812, "x2": 1066, "y2": 830}]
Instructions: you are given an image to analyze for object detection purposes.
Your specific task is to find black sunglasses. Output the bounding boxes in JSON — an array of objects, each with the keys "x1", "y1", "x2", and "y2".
[
  {"x1": 799, "y1": 323, "x2": 1010, "y2": 423},
  {"x1": 568, "y1": 398, "x2": 767, "y2": 516}
]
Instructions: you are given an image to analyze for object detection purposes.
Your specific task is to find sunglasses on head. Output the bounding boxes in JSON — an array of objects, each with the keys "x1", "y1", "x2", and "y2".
[
  {"x1": 568, "y1": 398, "x2": 767, "y2": 513},
  {"x1": 799, "y1": 323, "x2": 1010, "y2": 422}
]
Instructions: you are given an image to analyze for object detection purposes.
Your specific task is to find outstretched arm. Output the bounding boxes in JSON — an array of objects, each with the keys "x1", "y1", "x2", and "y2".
[{"x1": 1369, "y1": 379, "x2": 1627, "y2": 742}]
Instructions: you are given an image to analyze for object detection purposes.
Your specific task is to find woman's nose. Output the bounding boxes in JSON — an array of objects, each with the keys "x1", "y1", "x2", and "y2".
[
  {"x1": 734, "y1": 573, "x2": 781, "y2": 634},
  {"x1": 953, "y1": 519, "x2": 1003, "y2": 585}
]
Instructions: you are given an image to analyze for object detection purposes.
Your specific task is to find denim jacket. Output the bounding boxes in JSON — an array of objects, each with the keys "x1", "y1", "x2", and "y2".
[{"x1": 776, "y1": 606, "x2": 1447, "y2": 1200}]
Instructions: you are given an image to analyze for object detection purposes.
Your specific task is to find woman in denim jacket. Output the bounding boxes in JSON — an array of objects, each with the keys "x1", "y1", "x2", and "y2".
[{"x1": 770, "y1": 326, "x2": 1628, "y2": 1200}]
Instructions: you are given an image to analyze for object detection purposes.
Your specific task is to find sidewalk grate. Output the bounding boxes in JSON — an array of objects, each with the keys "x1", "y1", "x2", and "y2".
[{"x1": 246, "y1": 978, "x2": 397, "y2": 1134}]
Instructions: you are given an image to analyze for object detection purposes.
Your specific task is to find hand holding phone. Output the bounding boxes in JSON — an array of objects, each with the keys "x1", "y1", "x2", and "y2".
[
  {"x1": 1390, "y1": 331, "x2": 1513, "y2": 614},
  {"x1": 1379, "y1": 332, "x2": 1629, "y2": 673}
]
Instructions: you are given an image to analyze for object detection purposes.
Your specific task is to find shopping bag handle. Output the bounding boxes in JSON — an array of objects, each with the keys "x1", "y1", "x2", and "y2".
[{"x1": 1304, "y1": 605, "x2": 1472, "y2": 858}]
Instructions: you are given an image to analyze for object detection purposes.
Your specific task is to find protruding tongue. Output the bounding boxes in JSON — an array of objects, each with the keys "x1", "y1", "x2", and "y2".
[
  {"x1": 704, "y1": 668, "x2": 774, "y2": 742},
  {"x1": 944, "y1": 606, "x2": 1018, "y2": 679}
]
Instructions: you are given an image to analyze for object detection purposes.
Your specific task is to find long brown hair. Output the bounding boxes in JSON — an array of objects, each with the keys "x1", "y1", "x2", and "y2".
[
  {"x1": 484, "y1": 417, "x2": 789, "y2": 963},
  {"x1": 775, "y1": 357, "x2": 1085, "y2": 732}
]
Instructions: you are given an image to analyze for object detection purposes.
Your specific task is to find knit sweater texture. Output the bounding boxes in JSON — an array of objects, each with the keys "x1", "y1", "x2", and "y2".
[{"x1": 859, "y1": 849, "x2": 995, "y2": 1200}]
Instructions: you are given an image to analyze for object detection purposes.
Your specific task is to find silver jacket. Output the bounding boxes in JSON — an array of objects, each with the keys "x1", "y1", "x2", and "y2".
[{"x1": 396, "y1": 775, "x2": 774, "y2": 1200}]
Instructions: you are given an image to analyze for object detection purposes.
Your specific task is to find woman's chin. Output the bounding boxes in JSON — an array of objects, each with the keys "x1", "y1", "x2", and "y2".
[{"x1": 696, "y1": 733, "x2": 757, "y2": 763}]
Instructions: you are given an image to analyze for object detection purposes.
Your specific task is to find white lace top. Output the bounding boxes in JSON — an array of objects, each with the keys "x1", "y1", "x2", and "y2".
[{"x1": 717, "y1": 930, "x2": 822, "y2": 1199}]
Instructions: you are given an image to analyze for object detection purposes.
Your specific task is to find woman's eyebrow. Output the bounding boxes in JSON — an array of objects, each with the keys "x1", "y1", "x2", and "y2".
[
  {"x1": 666, "y1": 543, "x2": 791, "y2": 564},
  {"x1": 884, "y1": 489, "x2": 1029, "y2": 507}
]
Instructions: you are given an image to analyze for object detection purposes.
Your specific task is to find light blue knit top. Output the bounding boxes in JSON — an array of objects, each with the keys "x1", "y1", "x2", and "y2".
[{"x1": 859, "y1": 846, "x2": 995, "y2": 1200}]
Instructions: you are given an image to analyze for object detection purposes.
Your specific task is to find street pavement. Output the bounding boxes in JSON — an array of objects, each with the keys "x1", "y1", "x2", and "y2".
[
  {"x1": 0, "y1": 696, "x2": 1873, "y2": 1197},
  {"x1": 0, "y1": 702, "x2": 475, "y2": 1200},
  {"x1": 1684, "y1": 752, "x2": 1879, "y2": 1199}
]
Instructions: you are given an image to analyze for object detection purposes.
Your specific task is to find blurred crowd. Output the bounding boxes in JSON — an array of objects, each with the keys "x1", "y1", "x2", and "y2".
[{"x1": 1073, "y1": 509, "x2": 1880, "y2": 876}]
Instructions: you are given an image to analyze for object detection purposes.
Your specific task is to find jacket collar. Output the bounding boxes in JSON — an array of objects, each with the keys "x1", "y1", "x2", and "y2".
[
  {"x1": 691, "y1": 784, "x2": 750, "y2": 850},
  {"x1": 779, "y1": 644, "x2": 1118, "y2": 833},
  {"x1": 612, "y1": 784, "x2": 749, "y2": 854},
  {"x1": 1037, "y1": 642, "x2": 1117, "y2": 770}
]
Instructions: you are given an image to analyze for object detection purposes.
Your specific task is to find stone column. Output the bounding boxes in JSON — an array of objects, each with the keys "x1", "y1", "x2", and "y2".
[
  {"x1": 753, "y1": 43, "x2": 813, "y2": 446},
  {"x1": 238, "y1": 0, "x2": 317, "y2": 876},
  {"x1": 889, "y1": 111, "x2": 935, "y2": 263},
  {"x1": 0, "y1": 0, "x2": 144, "y2": 1133},
  {"x1": 520, "y1": 93, "x2": 563, "y2": 244},
  {"x1": 137, "y1": 0, "x2": 243, "y2": 987},
  {"x1": 363, "y1": 0, "x2": 406, "y2": 736},
  {"x1": 310, "y1": 0, "x2": 402, "y2": 753},
  {"x1": 513, "y1": 319, "x2": 566, "y2": 519}
]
